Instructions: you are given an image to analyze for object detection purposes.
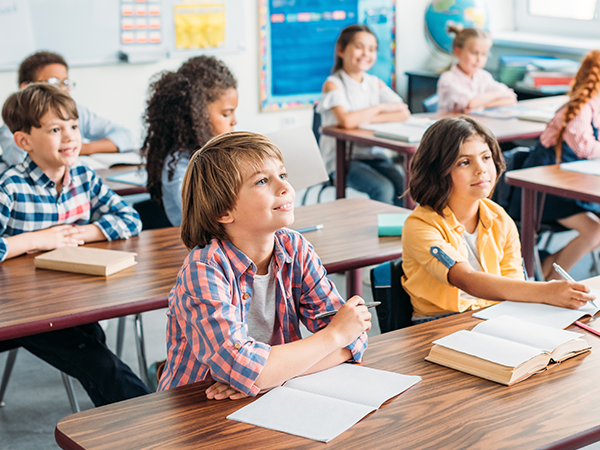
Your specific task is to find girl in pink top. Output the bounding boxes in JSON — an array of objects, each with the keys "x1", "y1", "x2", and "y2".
[
  {"x1": 437, "y1": 26, "x2": 516, "y2": 113},
  {"x1": 508, "y1": 50, "x2": 600, "y2": 280}
]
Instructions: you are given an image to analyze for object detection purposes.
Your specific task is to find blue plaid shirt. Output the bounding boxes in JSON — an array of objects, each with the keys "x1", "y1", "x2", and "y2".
[{"x1": 0, "y1": 156, "x2": 142, "y2": 261}]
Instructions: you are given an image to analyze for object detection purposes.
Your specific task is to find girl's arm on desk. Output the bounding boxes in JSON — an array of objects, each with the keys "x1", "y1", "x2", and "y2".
[{"x1": 448, "y1": 261, "x2": 594, "y2": 309}]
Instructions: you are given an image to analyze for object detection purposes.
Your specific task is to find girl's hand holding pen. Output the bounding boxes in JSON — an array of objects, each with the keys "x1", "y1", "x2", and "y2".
[{"x1": 323, "y1": 296, "x2": 372, "y2": 348}]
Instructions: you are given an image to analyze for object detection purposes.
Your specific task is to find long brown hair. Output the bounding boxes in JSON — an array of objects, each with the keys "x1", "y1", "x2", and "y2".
[
  {"x1": 555, "y1": 49, "x2": 600, "y2": 163},
  {"x1": 332, "y1": 24, "x2": 377, "y2": 73},
  {"x1": 409, "y1": 116, "x2": 505, "y2": 216}
]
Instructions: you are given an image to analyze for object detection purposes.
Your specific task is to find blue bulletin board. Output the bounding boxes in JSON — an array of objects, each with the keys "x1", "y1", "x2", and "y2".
[{"x1": 259, "y1": 0, "x2": 395, "y2": 112}]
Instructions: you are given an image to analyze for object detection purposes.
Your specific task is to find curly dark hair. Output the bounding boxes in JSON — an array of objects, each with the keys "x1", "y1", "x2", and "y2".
[{"x1": 141, "y1": 56, "x2": 237, "y2": 204}]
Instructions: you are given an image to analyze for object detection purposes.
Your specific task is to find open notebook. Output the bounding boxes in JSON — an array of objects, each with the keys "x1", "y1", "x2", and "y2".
[{"x1": 227, "y1": 364, "x2": 420, "y2": 443}]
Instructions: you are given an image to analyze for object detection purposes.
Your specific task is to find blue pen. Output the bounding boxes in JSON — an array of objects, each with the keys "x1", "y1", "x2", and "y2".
[{"x1": 296, "y1": 224, "x2": 323, "y2": 233}]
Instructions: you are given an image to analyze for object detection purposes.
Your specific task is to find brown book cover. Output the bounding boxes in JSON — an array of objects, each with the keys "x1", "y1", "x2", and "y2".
[
  {"x1": 426, "y1": 315, "x2": 590, "y2": 386},
  {"x1": 34, "y1": 247, "x2": 137, "y2": 277}
]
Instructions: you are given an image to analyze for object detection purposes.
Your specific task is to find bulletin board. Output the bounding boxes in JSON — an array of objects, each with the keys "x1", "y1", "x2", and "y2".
[
  {"x1": 259, "y1": 0, "x2": 395, "y2": 112},
  {"x1": 0, "y1": 0, "x2": 245, "y2": 72}
]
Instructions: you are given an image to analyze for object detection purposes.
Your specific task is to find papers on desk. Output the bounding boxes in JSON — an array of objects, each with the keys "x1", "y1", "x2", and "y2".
[
  {"x1": 106, "y1": 170, "x2": 148, "y2": 186},
  {"x1": 560, "y1": 159, "x2": 600, "y2": 177},
  {"x1": 79, "y1": 152, "x2": 144, "y2": 170},
  {"x1": 473, "y1": 294, "x2": 600, "y2": 329},
  {"x1": 227, "y1": 363, "x2": 421, "y2": 443},
  {"x1": 470, "y1": 100, "x2": 564, "y2": 123},
  {"x1": 360, "y1": 117, "x2": 436, "y2": 143}
]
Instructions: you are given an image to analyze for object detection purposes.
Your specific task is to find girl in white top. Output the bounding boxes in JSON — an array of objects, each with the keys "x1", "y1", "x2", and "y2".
[
  {"x1": 318, "y1": 24, "x2": 410, "y2": 205},
  {"x1": 437, "y1": 26, "x2": 516, "y2": 113}
]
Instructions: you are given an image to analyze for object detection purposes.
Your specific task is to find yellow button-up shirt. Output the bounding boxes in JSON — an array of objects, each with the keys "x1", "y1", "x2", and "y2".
[{"x1": 402, "y1": 198, "x2": 525, "y2": 317}]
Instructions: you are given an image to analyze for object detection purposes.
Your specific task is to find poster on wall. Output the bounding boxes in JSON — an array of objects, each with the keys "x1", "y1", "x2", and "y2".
[{"x1": 259, "y1": 0, "x2": 395, "y2": 112}]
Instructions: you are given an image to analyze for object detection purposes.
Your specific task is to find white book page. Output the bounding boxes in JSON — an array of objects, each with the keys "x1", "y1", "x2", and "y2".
[
  {"x1": 472, "y1": 315, "x2": 584, "y2": 352},
  {"x1": 106, "y1": 170, "x2": 147, "y2": 186},
  {"x1": 473, "y1": 299, "x2": 599, "y2": 329},
  {"x1": 560, "y1": 160, "x2": 600, "y2": 176},
  {"x1": 89, "y1": 152, "x2": 143, "y2": 167},
  {"x1": 432, "y1": 329, "x2": 543, "y2": 367},
  {"x1": 227, "y1": 386, "x2": 375, "y2": 443},
  {"x1": 283, "y1": 364, "x2": 421, "y2": 409}
]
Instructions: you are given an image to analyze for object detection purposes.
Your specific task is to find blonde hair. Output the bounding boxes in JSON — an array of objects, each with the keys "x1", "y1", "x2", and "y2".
[
  {"x1": 1, "y1": 83, "x2": 78, "y2": 134},
  {"x1": 180, "y1": 131, "x2": 284, "y2": 250},
  {"x1": 555, "y1": 50, "x2": 600, "y2": 163},
  {"x1": 447, "y1": 24, "x2": 490, "y2": 51}
]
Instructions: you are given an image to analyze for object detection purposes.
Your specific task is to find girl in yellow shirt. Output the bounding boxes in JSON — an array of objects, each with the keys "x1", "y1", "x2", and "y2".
[{"x1": 402, "y1": 116, "x2": 593, "y2": 321}]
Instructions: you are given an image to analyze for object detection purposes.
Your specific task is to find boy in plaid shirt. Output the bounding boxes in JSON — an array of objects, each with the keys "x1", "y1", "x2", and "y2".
[
  {"x1": 158, "y1": 132, "x2": 370, "y2": 399},
  {"x1": 0, "y1": 84, "x2": 150, "y2": 405}
]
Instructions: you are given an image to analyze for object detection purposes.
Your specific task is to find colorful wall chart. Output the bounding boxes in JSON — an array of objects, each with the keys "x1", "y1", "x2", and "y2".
[{"x1": 259, "y1": 0, "x2": 395, "y2": 112}]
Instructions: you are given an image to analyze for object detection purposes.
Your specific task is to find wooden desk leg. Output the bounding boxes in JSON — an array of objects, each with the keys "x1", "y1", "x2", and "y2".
[
  {"x1": 336, "y1": 139, "x2": 347, "y2": 199},
  {"x1": 520, "y1": 187, "x2": 537, "y2": 279},
  {"x1": 346, "y1": 268, "x2": 363, "y2": 298}
]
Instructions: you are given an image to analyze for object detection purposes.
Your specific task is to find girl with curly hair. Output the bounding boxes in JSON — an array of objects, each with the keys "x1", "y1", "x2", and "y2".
[
  {"x1": 142, "y1": 56, "x2": 238, "y2": 226},
  {"x1": 508, "y1": 50, "x2": 600, "y2": 280}
]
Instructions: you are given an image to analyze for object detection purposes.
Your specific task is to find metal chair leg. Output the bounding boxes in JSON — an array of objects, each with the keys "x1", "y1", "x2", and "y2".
[
  {"x1": 591, "y1": 249, "x2": 600, "y2": 276},
  {"x1": 60, "y1": 372, "x2": 80, "y2": 414},
  {"x1": 133, "y1": 314, "x2": 149, "y2": 386},
  {"x1": 116, "y1": 316, "x2": 127, "y2": 358},
  {"x1": 0, "y1": 348, "x2": 18, "y2": 407}
]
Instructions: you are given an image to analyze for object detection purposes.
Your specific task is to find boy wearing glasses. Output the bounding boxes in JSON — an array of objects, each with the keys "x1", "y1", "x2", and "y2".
[{"x1": 0, "y1": 51, "x2": 136, "y2": 166}]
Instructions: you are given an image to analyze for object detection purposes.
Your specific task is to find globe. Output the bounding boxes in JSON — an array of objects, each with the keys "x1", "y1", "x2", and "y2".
[{"x1": 424, "y1": 0, "x2": 490, "y2": 55}]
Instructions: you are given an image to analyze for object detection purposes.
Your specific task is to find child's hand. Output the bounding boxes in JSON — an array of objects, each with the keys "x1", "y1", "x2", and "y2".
[
  {"x1": 33, "y1": 225, "x2": 85, "y2": 251},
  {"x1": 326, "y1": 296, "x2": 372, "y2": 348},
  {"x1": 541, "y1": 280, "x2": 595, "y2": 309},
  {"x1": 206, "y1": 381, "x2": 249, "y2": 400}
]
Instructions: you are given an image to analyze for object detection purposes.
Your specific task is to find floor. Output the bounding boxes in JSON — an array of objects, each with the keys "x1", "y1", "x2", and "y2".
[{"x1": 2, "y1": 185, "x2": 600, "y2": 449}]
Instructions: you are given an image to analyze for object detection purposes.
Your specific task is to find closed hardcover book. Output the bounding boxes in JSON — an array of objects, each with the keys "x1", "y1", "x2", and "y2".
[
  {"x1": 378, "y1": 213, "x2": 410, "y2": 236},
  {"x1": 34, "y1": 247, "x2": 137, "y2": 276}
]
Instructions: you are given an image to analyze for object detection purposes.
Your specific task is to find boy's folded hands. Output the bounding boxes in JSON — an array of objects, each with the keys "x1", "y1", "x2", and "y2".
[{"x1": 32, "y1": 224, "x2": 85, "y2": 251}]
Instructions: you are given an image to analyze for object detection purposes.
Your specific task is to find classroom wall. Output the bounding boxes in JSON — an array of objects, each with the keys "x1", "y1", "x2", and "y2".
[{"x1": 0, "y1": 0, "x2": 515, "y2": 151}]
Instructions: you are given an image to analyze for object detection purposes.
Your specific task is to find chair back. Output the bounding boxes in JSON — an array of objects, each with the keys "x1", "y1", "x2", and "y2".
[
  {"x1": 492, "y1": 146, "x2": 530, "y2": 210},
  {"x1": 370, "y1": 258, "x2": 413, "y2": 333},
  {"x1": 133, "y1": 198, "x2": 172, "y2": 230},
  {"x1": 312, "y1": 103, "x2": 322, "y2": 143},
  {"x1": 422, "y1": 94, "x2": 439, "y2": 113}
]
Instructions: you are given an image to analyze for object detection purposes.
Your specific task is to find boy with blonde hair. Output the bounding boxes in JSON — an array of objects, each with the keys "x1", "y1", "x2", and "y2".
[
  {"x1": 0, "y1": 83, "x2": 150, "y2": 405},
  {"x1": 158, "y1": 132, "x2": 370, "y2": 399}
]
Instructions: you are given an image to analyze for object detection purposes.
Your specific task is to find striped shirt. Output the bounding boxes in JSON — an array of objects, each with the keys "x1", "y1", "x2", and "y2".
[
  {"x1": 158, "y1": 229, "x2": 368, "y2": 395},
  {"x1": 0, "y1": 156, "x2": 142, "y2": 261},
  {"x1": 540, "y1": 94, "x2": 600, "y2": 159}
]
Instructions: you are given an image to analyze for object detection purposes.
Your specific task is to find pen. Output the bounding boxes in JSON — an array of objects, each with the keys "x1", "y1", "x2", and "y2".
[
  {"x1": 552, "y1": 263, "x2": 575, "y2": 282},
  {"x1": 315, "y1": 301, "x2": 381, "y2": 320},
  {"x1": 296, "y1": 224, "x2": 324, "y2": 233},
  {"x1": 553, "y1": 262, "x2": 597, "y2": 306}
]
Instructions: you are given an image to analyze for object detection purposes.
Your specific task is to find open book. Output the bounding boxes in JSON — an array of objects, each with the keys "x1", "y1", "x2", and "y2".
[
  {"x1": 227, "y1": 364, "x2": 421, "y2": 443},
  {"x1": 360, "y1": 117, "x2": 436, "y2": 143},
  {"x1": 78, "y1": 152, "x2": 144, "y2": 170},
  {"x1": 426, "y1": 315, "x2": 590, "y2": 386},
  {"x1": 473, "y1": 296, "x2": 600, "y2": 329},
  {"x1": 34, "y1": 247, "x2": 137, "y2": 276}
]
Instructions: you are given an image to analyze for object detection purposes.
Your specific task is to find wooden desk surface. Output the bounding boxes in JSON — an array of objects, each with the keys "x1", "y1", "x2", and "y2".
[
  {"x1": 506, "y1": 164, "x2": 600, "y2": 204},
  {"x1": 322, "y1": 96, "x2": 562, "y2": 150},
  {"x1": 0, "y1": 199, "x2": 405, "y2": 341},
  {"x1": 55, "y1": 278, "x2": 600, "y2": 450}
]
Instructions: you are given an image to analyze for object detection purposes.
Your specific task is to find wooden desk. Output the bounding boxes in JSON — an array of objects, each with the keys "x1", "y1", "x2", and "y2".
[
  {"x1": 55, "y1": 279, "x2": 600, "y2": 450},
  {"x1": 96, "y1": 166, "x2": 147, "y2": 197},
  {"x1": 321, "y1": 96, "x2": 555, "y2": 208},
  {"x1": 506, "y1": 165, "x2": 600, "y2": 278},
  {"x1": 0, "y1": 199, "x2": 404, "y2": 341}
]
